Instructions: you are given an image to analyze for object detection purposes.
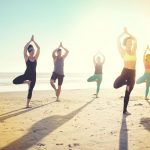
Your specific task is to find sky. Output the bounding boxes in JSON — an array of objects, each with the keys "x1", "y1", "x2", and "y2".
[{"x1": 0, "y1": 0, "x2": 150, "y2": 83}]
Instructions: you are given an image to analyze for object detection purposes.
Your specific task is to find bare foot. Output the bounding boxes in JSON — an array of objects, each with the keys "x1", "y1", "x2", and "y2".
[
  {"x1": 145, "y1": 97, "x2": 149, "y2": 100},
  {"x1": 96, "y1": 94, "x2": 99, "y2": 98},
  {"x1": 25, "y1": 106, "x2": 32, "y2": 109},
  {"x1": 123, "y1": 111, "x2": 131, "y2": 116},
  {"x1": 56, "y1": 97, "x2": 60, "y2": 102}
]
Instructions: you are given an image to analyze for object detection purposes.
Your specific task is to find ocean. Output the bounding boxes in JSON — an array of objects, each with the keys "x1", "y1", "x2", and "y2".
[
  {"x1": 0, "y1": 72, "x2": 145, "y2": 92},
  {"x1": 0, "y1": 72, "x2": 106, "y2": 92}
]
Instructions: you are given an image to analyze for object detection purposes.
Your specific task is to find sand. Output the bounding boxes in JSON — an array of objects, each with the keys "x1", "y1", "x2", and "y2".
[{"x1": 0, "y1": 88, "x2": 150, "y2": 150}]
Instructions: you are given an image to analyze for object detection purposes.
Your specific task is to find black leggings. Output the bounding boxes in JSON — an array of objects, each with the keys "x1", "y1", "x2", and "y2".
[
  {"x1": 113, "y1": 68, "x2": 135, "y2": 113},
  {"x1": 13, "y1": 74, "x2": 36, "y2": 99}
]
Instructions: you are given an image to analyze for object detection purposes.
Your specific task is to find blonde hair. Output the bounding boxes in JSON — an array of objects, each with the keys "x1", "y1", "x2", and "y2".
[{"x1": 145, "y1": 54, "x2": 150, "y2": 61}]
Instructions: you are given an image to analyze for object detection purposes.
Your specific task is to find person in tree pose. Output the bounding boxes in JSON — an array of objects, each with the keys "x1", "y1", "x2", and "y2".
[
  {"x1": 136, "y1": 45, "x2": 150, "y2": 100},
  {"x1": 87, "y1": 51, "x2": 105, "y2": 98},
  {"x1": 50, "y1": 42, "x2": 69, "y2": 102},
  {"x1": 113, "y1": 28, "x2": 137, "y2": 115},
  {"x1": 13, "y1": 35, "x2": 40, "y2": 108}
]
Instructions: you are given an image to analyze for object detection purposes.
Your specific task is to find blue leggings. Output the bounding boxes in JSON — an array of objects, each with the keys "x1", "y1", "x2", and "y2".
[
  {"x1": 136, "y1": 72, "x2": 150, "y2": 97},
  {"x1": 87, "y1": 74, "x2": 102, "y2": 94}
]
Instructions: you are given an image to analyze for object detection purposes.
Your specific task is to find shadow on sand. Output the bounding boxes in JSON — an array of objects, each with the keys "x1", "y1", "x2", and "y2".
[
  {"x1": 146, "y1": 99, "x2": 150, "y2": 106},
  {"x1": 119, "y1": 115, "x2": 128, "y2": 150},
  {"x1": 140, "y1": 117, "x2": 150, "y2": 132},
  {"x1": 2, "y1": 98, "x2": 95, "y2": 150},
  {"x1": 0, "y1": 101, "x2": 55, "y2": 122}
]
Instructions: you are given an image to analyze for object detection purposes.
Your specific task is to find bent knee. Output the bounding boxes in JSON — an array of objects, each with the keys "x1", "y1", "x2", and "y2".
[
  {"x1": 50, "y1": 80, "x2": 54, "y2": 84},
  {"x1": 13, "y1": 79, "x2": 16, "y2": 84},
  {"x1": 113, "y1": 82, "x2": 118, "y2": 89},
  {"x1": 87, "y1": 78, "x2": 92, "y2": 82}
]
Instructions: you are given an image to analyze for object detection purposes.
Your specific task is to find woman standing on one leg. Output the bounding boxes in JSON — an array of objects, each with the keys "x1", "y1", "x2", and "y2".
[
  {"x1": 87, "y1": 51, "x2": 105, "y2": 98},
  {"x1": 136, "y1": 45, "x2": 150, "y2": 100},
  {"x1": 113, "y1": 28, "x2": 137, "y2": 115},
  {"x1": 50, "y1": 42, "x2": 69, "y2": 102},
  {"x1": 13, "y1": 35, "x2": 40, "y2": 108}
]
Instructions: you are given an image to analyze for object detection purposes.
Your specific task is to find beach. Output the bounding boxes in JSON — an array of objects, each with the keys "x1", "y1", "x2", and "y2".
[{"x1": 0, "y1": 88, "x2": 150, "y2": 150}]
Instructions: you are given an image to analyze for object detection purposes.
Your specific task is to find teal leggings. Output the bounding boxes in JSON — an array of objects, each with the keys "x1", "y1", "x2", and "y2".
[
  {"x1": 136, "y1": 72, "x2": 150, "y2": 97},
  {"x1": 87, "y1": 74, "x2": 102, "y2": 94}
]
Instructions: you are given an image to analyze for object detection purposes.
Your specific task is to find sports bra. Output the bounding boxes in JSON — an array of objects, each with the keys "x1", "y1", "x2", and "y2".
[{"x1": 123, "y1": 52, "x2": 136, "y2": 62}]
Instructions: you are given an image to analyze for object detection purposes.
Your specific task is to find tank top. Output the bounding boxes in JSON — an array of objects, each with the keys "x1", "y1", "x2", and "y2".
[
  {"x1": 95, "y1": 63, "x2": 102, "y2": 74},
  {"x1": 54, "y1": 57, "x2": 64, "y2": 75},
  {"x1": 24, "y1": 59, "x2": 37, "y2": 76}
]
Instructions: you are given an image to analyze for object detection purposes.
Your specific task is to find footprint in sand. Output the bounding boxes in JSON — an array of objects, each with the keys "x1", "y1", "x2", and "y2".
[
  {"x1": 68, "y1": 144, "x2": 72, "y2": 148},
  {"x1": 90, "y1": 134, "x2": 94, "y2": 137},
  {"x1": 134, "y1": 103, "x2": 143, "y2": 106},
  {"x1": 68, "y1": 143, "x2": 80, "y2": 148},
  {"x1": 56, "y1": 143, "x2": 63, "y2": 145},
  {"x1": 37, "y1": 143, "x2": 45, "y2": 146},
  {"x1": 73, "y1": 143, "x2": 80, "y2": 146}
]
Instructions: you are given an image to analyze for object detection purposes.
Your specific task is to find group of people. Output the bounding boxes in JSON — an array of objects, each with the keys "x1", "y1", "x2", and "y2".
[
  {"x1": 13, "y1": 35, "x2": 69, "y2": 108},
  {"x1": 13, "y1": 28, "x2": 150, "y2": 116},
  {"x1": 113, "y1": 27, "x2": 137, "y2": 115},
  {"x1": 113, "y1": 27, "x2": 150, "y2": 115}
]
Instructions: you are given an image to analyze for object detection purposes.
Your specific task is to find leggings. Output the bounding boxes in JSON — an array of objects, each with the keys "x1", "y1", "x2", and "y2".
[
  {"x1": 87, "y1": 74, "x2": 102, "y2": 94},
  {"x1": 136, "y1": 72, "x2": 150, "y2": 97},
  {"x1": 13, "y1": 74, "x2": 36, "y2": 99},
  {"x1": 113, "y1": 68, "x2": 135, "y2": 113}
]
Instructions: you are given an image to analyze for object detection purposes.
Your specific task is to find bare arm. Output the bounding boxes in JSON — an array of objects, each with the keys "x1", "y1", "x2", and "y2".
[
  {"x1": 60, "y1": 42, "x2": 69, "y2": 59},
  {"x1": 117, "y1": 32, "x2": 125, "y2": 57},
  {"x1": 143, "y1": 45, "x2": 149, "y2": 62},
  {"x1": 93, "y1": 54, "x2": 97, "y2": 66},
  {"x1": 24, "y1": 41, "x2": 30, "y2": 62},
  {"x1": 101, "y1": 53, "x2": 105, "y2": 64},
  {"x1": 52, "y1": 42, "x2": 62, "y2": 59},
  {"x1": 32, "y1": 36, "x2": 40, "y2": 60},
  {"x1": 125, "y1": 28, "x2": 137, "y2": 51},
  {"x1": 143, "y1": 50, "x2": 147, "y2": 63},
  {"x1": 52, "y1": 48, "x2": 58, "y2": 59}
]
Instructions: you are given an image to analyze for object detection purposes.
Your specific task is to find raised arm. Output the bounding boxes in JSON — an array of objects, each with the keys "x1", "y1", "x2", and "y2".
[
  {"x1": 125, "y1": 28, "x2": 137, "y2": 51},
  {"x1": 93, "y1": 54, "x2": 97, "y2": 66},
  {"x1": 143, "y1": 45, "x2": 149, "y2": 62},
  {"x1": 61, "y1": 42, "x2": 69, "y2": 59},
  {"x1": 52, "y1": 48, "x2": 59, "y2": 59},
  {"x1": 24, "y1": 40, "x2": 31, "y2": 62},
  {"x1": 117, "y1": 32, "x2": 125, "y2": 57},
  {"x1": 100, "y1": 52, "x2": 105, "y2": 64},
  {"x1": 32, "y1": 35, "x2": 40, "y2": 60},
  {"x1": 52, "y1": 43, "x2": 61, "y2": 59}
]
